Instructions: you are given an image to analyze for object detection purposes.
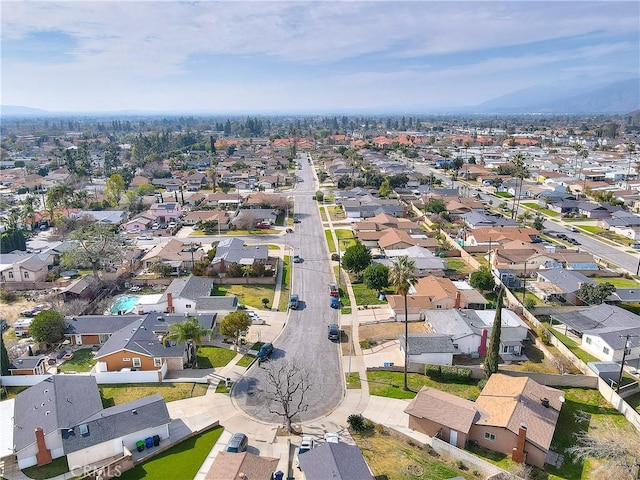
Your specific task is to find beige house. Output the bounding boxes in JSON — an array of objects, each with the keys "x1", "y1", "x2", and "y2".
[{"x1": 141, "y1": 239, "x2": 205, "y2": 272}]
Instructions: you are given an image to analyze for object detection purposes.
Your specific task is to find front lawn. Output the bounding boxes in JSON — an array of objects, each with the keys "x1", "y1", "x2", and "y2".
[
  {"x1": 212, "y1": 283, "x2": 275, "y2": 310},
  {"x1": 351, "y1": 281, "x2": 389, "y2": 306},
  {"x1": 57, "y1": 348, "x2": 97, "y2": 373},
  {"x1": 99, "y1": 383, "x2": 208, "y2": 408},
  {"x1": 277, "y1": 255, "x2": 291, "y2": 312},
  {"x1": 327, "y1": 205, "x2": 346, "y2": 221},
  {"x1": 325, "y1": 229, "x2": 336, "y2": 253},
  {"x1": 366, "y1": 371, "x2": 481, "y2": 401},
  {"x1": 119, "y1": 426, "x2": 223, "y2": 480},
  {"x1": 579, "y1": 225, "x2": 605, "y2": 234},
  {"x1": 195, "y1": 346, "x2": 238, "y2": 368}
]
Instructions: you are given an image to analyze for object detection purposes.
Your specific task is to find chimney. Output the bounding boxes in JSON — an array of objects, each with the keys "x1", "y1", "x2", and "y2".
[
  {"x1": 35, "y1": 427, "x2": 52, "y2": 466},
  {"x1": 512, "y1": 423, "x2": 528, "y2": 463},
  {"x1": 167, "y1": 293, "x2": 174, "y2": 313},
  {"x1": 455, "y1": 291, "x2": 461, "y2": 309},
  {"x1": 478, "y1": 329, "x2": 488, "y2": 356}
]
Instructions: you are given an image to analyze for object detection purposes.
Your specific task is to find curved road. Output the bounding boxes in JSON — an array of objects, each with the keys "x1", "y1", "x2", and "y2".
[{"x1": 231, "y1": 154, "x2": 345, "y2": 423}]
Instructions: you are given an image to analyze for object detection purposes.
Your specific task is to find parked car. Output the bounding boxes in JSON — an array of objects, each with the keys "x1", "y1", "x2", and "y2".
[
  {"x1": 289, "y1": 294, "x2": 300, "y2": 310},
  {"x1": 257, "y1": 343, "x2": 273, "y2": 364},
  {"x1": 330, "y1": 296, "x2": 340, "y2": 309},
  {"x1": 137, "y1": 235, "x2": 153, "y2": 240},
  {"x1": 327, "y1": 324, "x2": 340, "y2": 340},
  {"x1": 632, "y1": 243, "x2": 640, "y2": 249},
  {"x1": 328, "y1": 282, "x2": 339, "y2": 297},
  {"x1": 324, "y1": 432, "x2": 340, "y2": 443},
  {"x1": 293, "y1": 255, "x2": 302, "y2": 263},
  {"x1": 295, "y1": 436, "x2": 316, "y2": 468},
  {"x1": 568, "y1": 226, "x2": 578, "y2": 232},
  {"x1": 256, "y1": 222, "x2": 271, "y2": 229},
  {"x1": 225, "y1": 433, "x2": 248, "y2": 453},
  {"x1": 293, "y1": 215, "x2": 300, "y2": 223}
]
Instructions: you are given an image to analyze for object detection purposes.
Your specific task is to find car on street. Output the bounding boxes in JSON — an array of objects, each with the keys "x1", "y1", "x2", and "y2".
[
  {"x1": 295, "y1": 436, "x2": 316, "y2": 468},
  {"x1": 225, "y1": 433, "x2": 248, "y2": 453},
  {"x1": 289, "y1": 294, "x2": 300, "y2": 309},
  {"x1": 330, "y1": 296, "x2": 340, "y2": 309},
  {"x1": 293, "y1": 215, "x2": 300, "y2": 223},
  {"x1": 329, "y1": 282, "x2": 339, "y2": 297},
  {"x1": 327, "y1": 324, "x2": 340, "y2": 340},
  {"x1": 256, "y1": 343, "x2": 273, "y2": 364},
  {"x1": 137, "y1": 235, "x2": 153, "y2": 240},
  {"x1": 568, "y1": 226, "x2": 578, "y2": 232},
  {"x1": 293, "y1": 255, "x2": 302, "y2": 263},
  {"x1": 255, "y1": 222, "x2": 271, "y2": 229}
]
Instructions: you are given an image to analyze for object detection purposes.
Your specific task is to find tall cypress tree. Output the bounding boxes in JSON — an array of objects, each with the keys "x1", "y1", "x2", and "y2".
[
  {"x1": 1, "y1": 331, "x2": 10, "y2": 376},
  {"x1": 483, "y1": 288, "x2": 504, "y2": 378}
]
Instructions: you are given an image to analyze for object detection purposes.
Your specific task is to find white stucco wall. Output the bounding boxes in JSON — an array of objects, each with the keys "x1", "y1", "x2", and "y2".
[
  {"x1": 66, "y1": 438, "x2": 123, "y2": 470},
  {"x1": 410, "y1": 352, "x2": 453, "y2": 366},
  {"x1": 17, "y1": 431, "x2": 64, "y2": 469}
]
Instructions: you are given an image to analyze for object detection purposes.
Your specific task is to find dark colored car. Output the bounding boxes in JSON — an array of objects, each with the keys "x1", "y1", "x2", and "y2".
[
  {"x1": 328, "y1": 324, "x2": 340, "y2": 340},
  {"x1": 225, "y1": 433, "x2": 248, "y2": 453},
  {"x1": 290, "y1": 294, "x2": 300, "y2": 310},
  {"x1": 293, "y1": 215, "x2": 300, "y2": 223},
  {"x1": 257, "y1": 343, "x2": 273, "y2": 363}
]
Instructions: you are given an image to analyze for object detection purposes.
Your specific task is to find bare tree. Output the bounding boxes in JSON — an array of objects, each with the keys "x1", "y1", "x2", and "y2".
[
  {"x1": 567, "y1": 411, "x2": 640, "y2": 480},
  {"x1": 550, "y1": 354, "x2": 574, "y2": 375},
  {"x1": 263, "y1": 360, "x2": 311, "y2": 434}
]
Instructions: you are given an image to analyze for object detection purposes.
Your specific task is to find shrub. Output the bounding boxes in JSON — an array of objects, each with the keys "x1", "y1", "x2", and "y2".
[
  {"x1": 539, "y1": 327, "x2": 551, "y2": 345},
  {"x1": 347, "y1": 414, "x2": 373, "y2": 432},
  {"x1": 424, "y1": 364, "x2": 472, "y2": 382},
  {"x1": 524, "y1": 298, "x2": 536, "y2": 311},
  {"x1": 359, "y1": 339, "x2": 372, "y2": 349},
  {"x1": 456, "y1": 460, "x2": 468, "y2": 471},
  {"x1": 374, "y1": 423, "x2": 386, "y2": 435},
  {"x1": 425, "y1": 364, "x2": 442, "y2": 378},
  {"x1": 0, "y1": 290, "x2": 16, "y2": 303},
  {"x1": 331, "y1": 253, "x2": 339, "y2": 261}
]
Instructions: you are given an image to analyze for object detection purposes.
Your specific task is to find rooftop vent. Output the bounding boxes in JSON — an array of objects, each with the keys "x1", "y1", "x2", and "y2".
[
  {"x1": 541, "y1": 398, "x2": 550, "y2": 408},
  {"x1": 132, "y1": 410, "x2": 138, "y2": 415}
]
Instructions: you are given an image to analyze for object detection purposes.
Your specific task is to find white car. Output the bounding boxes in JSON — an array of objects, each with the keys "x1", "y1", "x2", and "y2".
[
  {"x1": 324, "y1": 432, "x2": 340, "y2": 443},
  {"x1": 137, "y1": 235, "x2": 153, "y2": 241},
  {"x1": 295, "y1": 437, "x2": 316, "y2": 469}
]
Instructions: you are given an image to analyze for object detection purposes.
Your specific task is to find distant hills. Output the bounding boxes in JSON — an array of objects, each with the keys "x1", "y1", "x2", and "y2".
[
  {"x1": 1, "y1": 105, "x2": 50, "y2": 116},
  {"x1": 473, "y1": 76, "x2": 640, "y2": 114}
]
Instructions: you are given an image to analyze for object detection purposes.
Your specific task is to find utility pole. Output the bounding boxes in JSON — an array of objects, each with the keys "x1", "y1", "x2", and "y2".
[
  {"x1": 617, "y1": 334, "x2": 638, "y2": 393},
  {"x1": 522, "y1": 261, "x2": 527, "y2": 305}
]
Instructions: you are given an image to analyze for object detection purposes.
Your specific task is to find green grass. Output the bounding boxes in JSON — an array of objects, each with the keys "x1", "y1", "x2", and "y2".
[
  {"x1": 366, "y1": 371, "x2": 481, "y2": 401},
  {"x1": 99, "y1": 383, "x2": 208, "y2": 408},
  {"x1": 235, "y1": 355, "x2": 255, "y2": 367},
  {"x1": 445, "y1": 258, "x2": 474, "y2": 274},
  {"x1": 215, "y1": 380, "x2": 230, "y2": 393},
  {"x1": 325, "y1": 229, "x2": 336, "y2": 253},
  {"x1": 213, "y1": 283, "x2": 275, "y2": 310},
  {"x1": 550, "y1": 328, "x2": 600, "y2": 364},
  {"x1": 351, "y1": 281, "x2": 389, "y2": 306},
  {"x1": 195, "y1": 346, "x2": 238, "y2": 368},
  {"x1": 57, "y1": 348, "x2": 97, "y2": 373},
  {"x1": 277, "y1": 256, "x2": 291, "y2": 312},
  {"x1": 335, "y1": 228, "x2": 355, "y2": 243},
  {"x1": 625, "y1": 391, "x2": 640, "y2": 412},
  {"x1": 22, "y1": 456, "x2": 69, "y2": 480},
  {"x1": 619, "y1": 303, "x2": 640, "y2": 315},
  {"x1": 328, "y1": 205, "x2": 346, "y2": 221},
  {"x1": 320, "y1": 206, "x2": 328, "y2": 222},
  {"x1": 522, "y1": 203, "x2": 561, "y2": 217},
  {"x1": 346, "y1": 372, "x2": 362, "y2": 389},
  {"x1": 267, "y1": 244, "x2": 280, "y2": 250},
  {"x1": 579, "y1": 225, "x2": 605, "y2": 234},
  {"x1": 594, "y1": 277, "x2": 639, "y2": 288},
  {"x1": 119, "y1": 427, "x2": 223, "y2": 480},
  {"x1": 496, "y1": 192, "x2": 514, "y2": 198}
]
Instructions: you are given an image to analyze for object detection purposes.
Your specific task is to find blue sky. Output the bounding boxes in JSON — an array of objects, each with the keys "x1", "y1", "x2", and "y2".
[{"x1": 1, "y1": 1, "x2": 638, "y2": 113}]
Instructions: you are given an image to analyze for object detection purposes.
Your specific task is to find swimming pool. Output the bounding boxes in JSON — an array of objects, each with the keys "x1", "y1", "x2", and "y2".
[{"x1": 110, "y1": 295, "x2": 140, "y2": 315}]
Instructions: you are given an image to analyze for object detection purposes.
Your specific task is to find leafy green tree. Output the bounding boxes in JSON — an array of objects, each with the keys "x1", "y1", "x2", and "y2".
[
  {"x1": 533, "y1": 215, "x2": 545, "y2": 231},
  {"x1": 314, "y1": 191, "x2": 324, "y2": 202},
  {"x1": 167, "y1": 317, "x2": 211, "y2": 367},
  {"x1": 425, "y1": 198, "x2": 446, "y2": 214},
  {"x1": 469, "y1": 266, "x2": 496, "y2": 292},
  {"x1": 389, "y1": 256, "x2": 417, "y2": 391},
  {"x1": 483, "y1": 288, "x2": 504, "y2": 378},
  {"x1": 379, "y1": 178, "x2": 391, "y2": 197},
  {"x1": 1, "y1": 332, "x2": 10, "y2": 376},
  {"x1": 29, "y1": 310, "x2": 67, "y2": 345},
  {"x1": 105, "y1": 173, "x2": 126, "y2": 206},
  {"x1": 219, "y1": 311, "x2": 251, "y2": 348},
  {"x1": 577, "y1": 282, "x2": 616, "y2": 305},
  {"x1": 341, "y1": 241, "x2": 372, "y2": 279},
  {"x1": 61, "y1": 223, "x2": 126, "y2": 279},
  {"x1": 362, "y1": 263, "x2": 389, "y2": 294}
]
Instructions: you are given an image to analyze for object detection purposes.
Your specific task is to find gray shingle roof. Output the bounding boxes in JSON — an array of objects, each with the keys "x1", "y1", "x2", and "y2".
[
  {"x1": 398, "y1": 333, "x2": 455, "y2": 354},
  {"x1": 160, "y1": 276, "x2": 215, "y2": 303},
  {"x1": 14, "y1": 376, "x2": 103, "y2": 451},
  {"x1": 65, "y1": 315, "x2": 141, "y2": 336},
  {"x1": 62, "y1": 394, "x2": 170, "y2": 454},
  {"x1": 551, "y1": 304, "x2": 639, "y2": 334},
  {"x1": 9, "y1": 356, "x2": 45, "y2": 370},
  {"x1": 536, "y1": 268, "x2": 594, "y2": 293},
  {"x1": 297, "y1": 442, "x2": 374, "y2": 480},
  {"x1": 194, "y1": 296, "x2": 238, "y2": 312}
]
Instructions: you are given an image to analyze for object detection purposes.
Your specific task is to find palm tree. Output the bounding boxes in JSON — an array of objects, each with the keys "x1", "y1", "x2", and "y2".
[
  {"x1": 389, "y1": 256, "x2": 417, "y2": 391},
  {"x1": 167, "y1": 317, "x2": 212, "y2": 368}
]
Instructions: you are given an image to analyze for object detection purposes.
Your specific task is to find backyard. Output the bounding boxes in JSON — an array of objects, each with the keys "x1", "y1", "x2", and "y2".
[
  {"x1": 57, "y1": 348, "x2": 97, "y2": 373},
  {"x1": 119, "y1": 426, "x2": 223, "y2": 480},
  {"x1": 99, "y1": 383, "x2": 208, "y2": 407},
  {"x1": 212, "y1": 283, "x2": 276, "y2": 311},
  {"x1": 350, "y1": 280, "x2": 390, "y2": 306}
]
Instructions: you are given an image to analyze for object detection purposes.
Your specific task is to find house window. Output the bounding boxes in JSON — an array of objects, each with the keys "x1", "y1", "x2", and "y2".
[
  {"x1": 585, "y1": 337, "x2": 592, "y2": 345},
  {"x1": 132, "y1": 358, "x2": 141, "y2": 367},
  {"x1": 8, "y1": 272, "x2": 13, "y2": 279},
  {"x1": 24, "y1": 272, "x2": 29, "y2": 279},
  {"x1": 122, "y1": 357, "x2": 131, "y2": 362},
  {"x1": 185, "y1": 304, "x2": 192, "y2": 309},
  {"x1": 603, "y1": 347, "x2": 610, "y2": 355},
  {"x1": 99, "y1": 334, "x2": 110, "y2": 343},
  {"x1": 154, "y1": 358, "x2": 162, "y2": 367},
  {"x1": 485, "y1": 432, "x2": 496, "y2": 442}
]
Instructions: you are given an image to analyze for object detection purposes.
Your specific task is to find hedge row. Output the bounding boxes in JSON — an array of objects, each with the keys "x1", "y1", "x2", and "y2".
[{"x1": 424, "y1": 364, "x2": 472, "y2": 382}]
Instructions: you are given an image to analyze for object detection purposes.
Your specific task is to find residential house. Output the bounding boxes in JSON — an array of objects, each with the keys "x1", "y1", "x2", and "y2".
[
  {"x1": 151, "y1": 178, "x2": 182, "y2": 191},
  {"x1": 148, "y1": 202, "x2": 182, "y2": 223},
  {"x1": 186, "y1": 172, "x2": 209, "y2": 191},
  {"x1": 342, "y1": 195, "x2": 405, "y2": 219},
  {"x1": 201, "y1": 192, "x2": 243, "y2": 210},
  {"x1": 465, "y1": 226, "x2": 540, "y2": 248},
  {"x1": 9, "y1": 376, "x2": 170, "y2": 470},
  {"x1": 398, "y1": 333, "x2": 456, "y2": 365},
  {"x1": 141, "y1": 239, "x2": 204, "y2": 272},
  {"x1": 9, "y1": 356, "x2": 47, "y2": 376},
  {"x1": 378, "y1": 246, "x2": 445, "y2": 277},
  {"x1": 378, "y1": 230, "x2": 439, "y2": 253},
  {"x1": 297, "y1": 442, "x2": 375, "y2": 480},
  {"x1": 461, "y1": 212, "x2": 518, "y2": 229},
  {"x1": 528, "y1": 268, "x2": 595, "y2": 303},
  {"x1": 210, "y1": 237, "x2": 269, "y2": 274},
  {"x1": 581, "y1": 326, "x2": 640, "y2": 363},
  {"x1": 59, "y1": 276, "x2": 101, "y2": 302},
  {"x1": 204, "y1": 452, "x2": 279, "y2": 480},
  {"x1": 71, "y1": 210, "x2": 128, "y2": 225},
  {"x1": 0, "y1": 253, "x2": 51, "y2": 284},
  {"x1": 156, "y1": 276, "x2": 238, "y2": 315},
  {"x1": 424, "y1": 308, "x2": 529, "y2": 356},
  {"x1": 405, "y1": 374, "x2": 563, "y2": 468},
  {"x1": 124, "y1": 213, "x2": 156, "y2": 232},
  {"x1": 182, "y1": 210, "x2": 231, "y2": 230}
]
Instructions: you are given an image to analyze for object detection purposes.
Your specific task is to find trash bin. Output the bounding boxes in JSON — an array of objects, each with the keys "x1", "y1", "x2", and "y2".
[
  {"x1": 383, "y1": 362, "x2": 394, "y2": 367},
  {"x1": 136, "y1": 440, "x2": 144, "y2": 452},
  {"x1": 145, "y1": 437, "x2": 153, "y2": 449},
  {"x1": 153, "y1": 435, "x2": 160, "y2": 447}
]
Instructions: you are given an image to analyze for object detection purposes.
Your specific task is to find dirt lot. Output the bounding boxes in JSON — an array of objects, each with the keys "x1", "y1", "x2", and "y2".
[
  {"x1": 0, "y1": 296, "x2": 39, "y2": 325},
  {"x1": 358, "y1": 321, "x2": 428, "y2": 345}
]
